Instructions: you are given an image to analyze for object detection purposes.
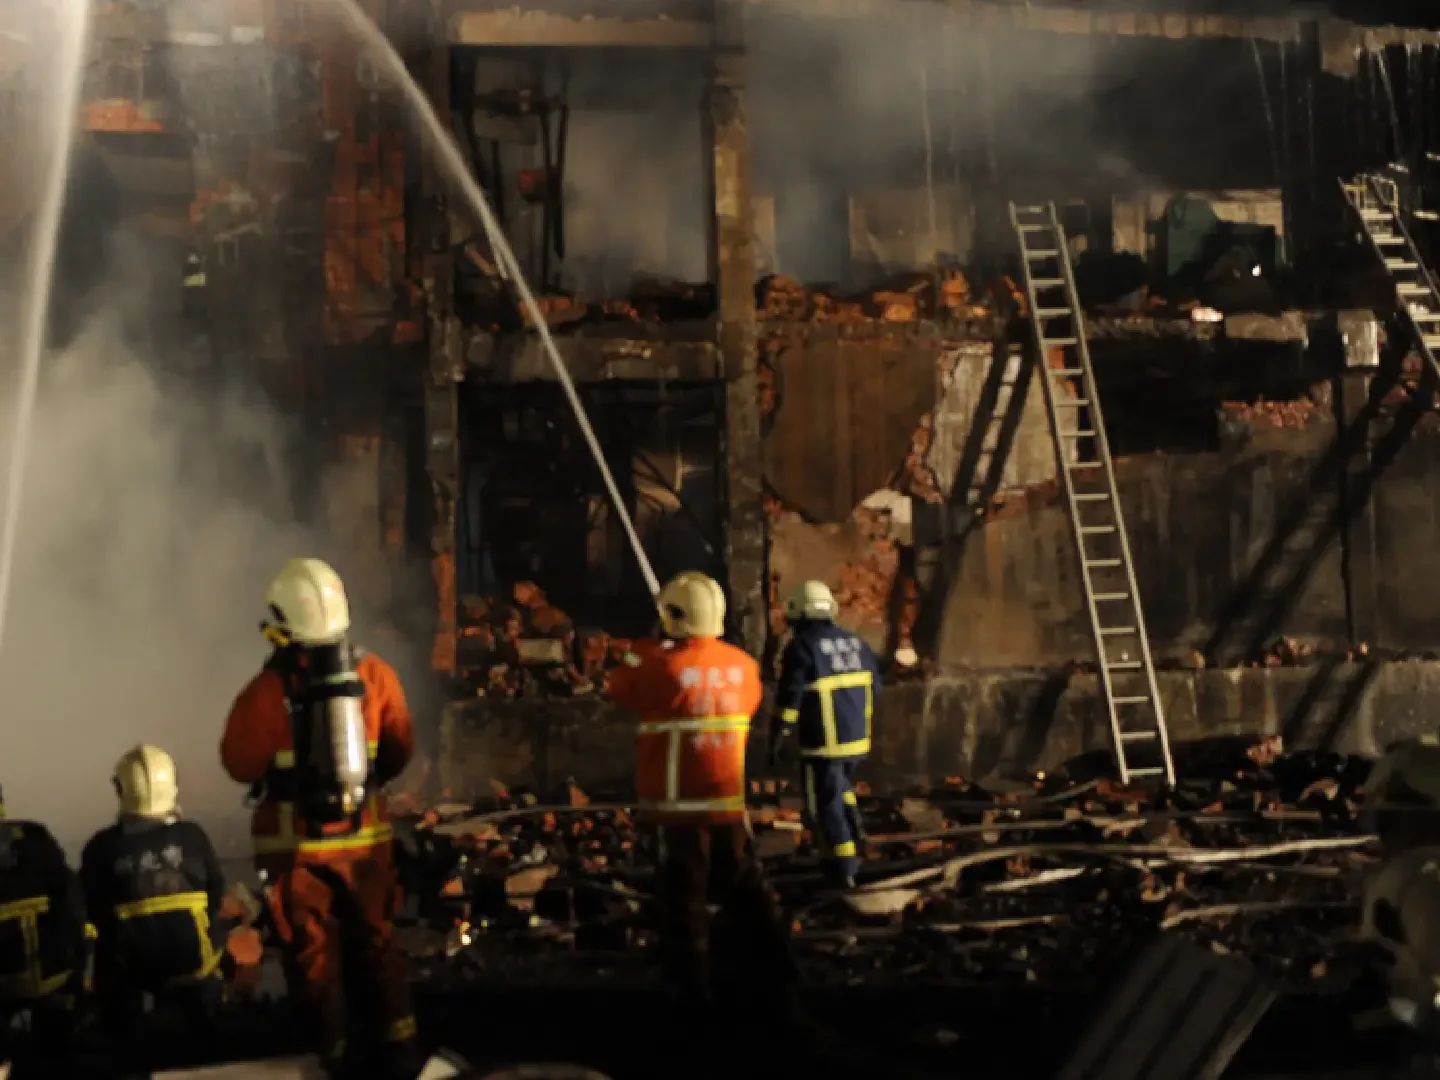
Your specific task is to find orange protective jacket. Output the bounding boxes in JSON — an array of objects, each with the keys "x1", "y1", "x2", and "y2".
[
  {"x1": 608, "y1": 636, "x2": 762, "y2": 825},
  {"x1": 220, "y1": 650, "x2": 414, "y2": 874}
]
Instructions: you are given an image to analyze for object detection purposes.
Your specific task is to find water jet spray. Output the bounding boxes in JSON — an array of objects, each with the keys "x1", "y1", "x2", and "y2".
[
  {"x1": 323, "y1": 0, "x2": 662, "y2": 602},
  {"x1": 0, "y1": 0, "x2": 92, "y2": 660}
]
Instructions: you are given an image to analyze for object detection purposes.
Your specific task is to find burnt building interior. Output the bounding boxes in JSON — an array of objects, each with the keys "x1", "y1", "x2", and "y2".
[{"x1": 16, "y1": 0, "x2": 1440, "y2": 1077}]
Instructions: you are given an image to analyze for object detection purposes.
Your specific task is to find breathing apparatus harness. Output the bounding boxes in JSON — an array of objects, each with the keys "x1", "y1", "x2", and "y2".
[{"x1": 248, "y1": 609, "x2": 373, "y2": 837}]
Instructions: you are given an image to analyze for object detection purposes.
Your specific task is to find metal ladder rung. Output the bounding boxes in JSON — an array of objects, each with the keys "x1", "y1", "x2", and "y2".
[
  {"x1": 1377, "y1": 234, "x2": 1406, "y2": 245},
  {"x1": 1413, "y1": 311, "x2": 1440, "y2": 321},
  {"x1": 1398, "y1": 283, "x2": 1429, "y2": 295},
  {"x1": 1012, "y1": 199, "x2": 1171, "y2": 790},
  {"x1": 1386, "y1": 259, "x2": 1420, "y2": 270},
  {"x1": 1113, "y1": 696, "x2": 1151, "y2": 705},
  {"x1": 1425, "y1": 335, "x2": 1440, "y2": 349}
]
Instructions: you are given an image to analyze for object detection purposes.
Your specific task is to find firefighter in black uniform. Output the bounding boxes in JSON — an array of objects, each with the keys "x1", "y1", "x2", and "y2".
[
  {"x1": 0, "y1": 783, "x2": 86, "y2": 1071},
  {"x1": 766, "y1": 580, "x2": 882, "y2": 889},
  {"x1": 80, "y1": 744, "x2": 229, "y2": 1073}
]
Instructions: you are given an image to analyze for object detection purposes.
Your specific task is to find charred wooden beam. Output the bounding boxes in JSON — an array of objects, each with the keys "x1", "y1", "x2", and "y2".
[
  {"x1": 466, "y1": 332, "x2": 722, "y2": 382},
  {"x1": 419, "y1": 21, "x2": 463, "y2": 677},
  {"x1": 708, "y1": 0, "x2": 767, "y2": 657},
  {"x1": 448, "y1": 9, "x2": 713, "y2": 48}
]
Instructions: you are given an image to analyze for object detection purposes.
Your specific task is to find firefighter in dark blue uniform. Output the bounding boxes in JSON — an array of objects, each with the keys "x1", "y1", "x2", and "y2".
[
  {"x1": 766, "y1": 580, "x2": 881, "y2": 888},
  {"x1": 80, "y1": 744, "x2": 230, "y2": 1074},
  {"x1": 0, "y1": 783, "x2": 87, "y2": 1071}
]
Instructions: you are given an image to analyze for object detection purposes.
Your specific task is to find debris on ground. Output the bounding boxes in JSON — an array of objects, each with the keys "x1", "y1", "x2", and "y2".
[{"x1": 389, "y1": 743, "x2": 1383, "y2": 996}]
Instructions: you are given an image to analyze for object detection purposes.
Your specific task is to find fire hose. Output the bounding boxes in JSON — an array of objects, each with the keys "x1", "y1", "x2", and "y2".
[{"x1": 324, "y1": 1, "x2": 661, "y2": 605}]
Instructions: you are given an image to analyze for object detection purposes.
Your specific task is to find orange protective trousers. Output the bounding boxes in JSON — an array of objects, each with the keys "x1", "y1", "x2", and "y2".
[{"x1": 264, "y1": 850, "x2": 415, "y2": 1064}]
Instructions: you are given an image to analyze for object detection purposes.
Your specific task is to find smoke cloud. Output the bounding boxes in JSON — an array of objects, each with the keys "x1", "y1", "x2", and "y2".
[
  {"x1": 0, "y1": 201, "x2": 415, "y2": 860},
  {"x1": 443, "y1": 0, "x2": 1291, "y2": 293}
]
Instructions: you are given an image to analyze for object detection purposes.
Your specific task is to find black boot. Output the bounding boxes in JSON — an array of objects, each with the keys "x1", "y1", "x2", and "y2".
[
  {"x1": 845, "y1": 804, "x2": 869, "y2": 859},
  {"x1": 382, "y1": 1037, "x2": 429, "y2": 1080},
  {"x1": 823, "y1": 860, "x2": 856, "y2": 890}
]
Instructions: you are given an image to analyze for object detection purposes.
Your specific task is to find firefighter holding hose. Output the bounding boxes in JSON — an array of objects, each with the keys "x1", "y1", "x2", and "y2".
[
  {"x1": 608, "y1": 573, "x2": 800, "y2": 1039},
  {"x1": 220, "y1": 558, "x2": 420, "y2": 1079}
]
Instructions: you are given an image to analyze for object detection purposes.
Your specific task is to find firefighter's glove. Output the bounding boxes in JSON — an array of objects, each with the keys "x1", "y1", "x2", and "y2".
[{"x1": 765, "y1": 724, "x2": 789, "y2": 772}]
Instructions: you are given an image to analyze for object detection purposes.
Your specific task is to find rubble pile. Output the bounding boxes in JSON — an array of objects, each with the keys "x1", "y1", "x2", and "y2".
[
  {"x1": 455, "y1": 583, "x2": 632, "y2": 699},
  {"x1": 1219, "y1": 390, "x2": 1331, "y2": 430},
  {"x1": 390, "y1": 746, "x2": 1380, "y2": 994},
  {"x1": 757, "y1": 271, "x2": 991, "y2": 325},
  {"x1": 475, "y1": 270, "x2": 1018, "y2": 334}
]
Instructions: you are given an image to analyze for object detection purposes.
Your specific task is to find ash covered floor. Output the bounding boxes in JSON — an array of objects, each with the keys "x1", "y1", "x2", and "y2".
[
  {"x1": 25, "y1": 739, "x2": 1421, "y2": 1079},
  {"x1": 379, "y1": 739, "x2": 1388, "y2": 1078}
]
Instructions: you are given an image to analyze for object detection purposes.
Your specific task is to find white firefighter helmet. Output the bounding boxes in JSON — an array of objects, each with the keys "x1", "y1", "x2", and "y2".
[
  {"x1": 113, "y1": 744, "x2": 179, "y2": 818},
  {"x1": 785, "y1": 579, "x2": 838, "y2": 622},
  {"x1": 264, "y1": 558, "x2": 351, "y2": 646},
  {"x1": 657, "y1": 572, "x2": 726, "y2": 639},
  {"x1": 1365, "y1": 735, "x2": 1440, "y2": 813}
]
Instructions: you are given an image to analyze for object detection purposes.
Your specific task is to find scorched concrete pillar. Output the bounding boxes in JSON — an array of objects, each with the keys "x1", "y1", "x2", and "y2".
[
  {"x1": 707, "y1": 0, "x2": 766, "y2": 657},
  {"x1": 419, "y1": 31, "x2": 461, "y2": 675}
]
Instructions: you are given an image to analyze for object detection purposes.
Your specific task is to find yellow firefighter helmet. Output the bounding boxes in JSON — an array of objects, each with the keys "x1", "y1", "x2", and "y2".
[
  {"x1": 785, "y1": 579, "x2": 838, "y2": 622},
  {"x1": 657, "y1": 572, "x2": 726, "y2": 639},
  {"x1": 264, "y1": 557, "x2": 351, "y2": 647},
  {"x1": 113, "y1": 744, "x2": 179, "y2": 818}
]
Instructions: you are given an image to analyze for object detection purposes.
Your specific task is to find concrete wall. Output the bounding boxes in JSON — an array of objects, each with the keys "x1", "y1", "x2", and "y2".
[
  {"x1": 764, "y1": 328, "x2": 943, "y2": 522},
  {"x1": 937, "y1": 427, "x2": 1346, "y2": 667},
  {"x1": 927, "y1": 342, "x2": 1061, "y2": 499},
  {"x1": 436, "y1": 659, "x2": 1440, "y2": 797},
  {"x1": 933, "y1": 420, "x2": 1440, "y2": 670}
]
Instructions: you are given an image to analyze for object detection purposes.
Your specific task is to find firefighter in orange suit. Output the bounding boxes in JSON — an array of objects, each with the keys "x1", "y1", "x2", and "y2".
[
  {"x1": 608, "y1": 572, "x2": 798, "y2": 1025},
  {"x1": 220, "y1": 558, "x2": 420, "y2": 1079}
]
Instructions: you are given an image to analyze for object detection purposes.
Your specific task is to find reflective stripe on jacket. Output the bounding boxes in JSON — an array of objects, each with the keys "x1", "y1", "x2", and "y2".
[
  {"x1": 0, "y1": 896, "x2": 72, "y2": 999},
  {"x1": 220, "y1": 650, "x2": 415, "y2": 869},
  {"x1": 0, "y1": 820, "x2": 84, "y2": 1003},
  {"x1": 776, "y1": 621, "x2": 881, "y2": 759},
  {"x1": 609, "y1": 637, "x2": 763, "y2": 824},
  {"x1": 80, "y1": 815, "x2": 228, "y2": 991},
  {"x1": 114, "y1": 891, "x2": 222, "y2": 981}
]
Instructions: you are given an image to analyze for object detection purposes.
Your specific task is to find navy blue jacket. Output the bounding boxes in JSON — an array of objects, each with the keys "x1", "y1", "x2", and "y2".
[
  {"x1": 775, "y1": 620, "x2": 881, "y2": 758},
  {"x1": 80, "y1": 816, "x2": 226, "y2": 993}
]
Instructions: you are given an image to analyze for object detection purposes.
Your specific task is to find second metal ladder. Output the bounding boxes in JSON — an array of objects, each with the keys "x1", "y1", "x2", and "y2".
[
  {"x1": 1009, "y1": 202, "x2": 1175, "y2": 787},
  {"x1": 1340, "y1": 173, "x2": 1440, "y2": 379}
]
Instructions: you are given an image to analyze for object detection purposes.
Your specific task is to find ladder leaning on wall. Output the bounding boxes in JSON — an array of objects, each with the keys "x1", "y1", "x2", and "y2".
[{"x1": 1008, "y1": 201, "x2": 1175, "y2": 788}]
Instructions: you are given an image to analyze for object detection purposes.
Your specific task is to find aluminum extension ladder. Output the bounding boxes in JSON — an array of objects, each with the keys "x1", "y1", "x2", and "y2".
[
  {"x1": 1009, "y1": 202, "x2": 1175, "y2": 787},
  {"x1": 1340, "y1": 173, "x2": 1440, "y2": 380}
]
